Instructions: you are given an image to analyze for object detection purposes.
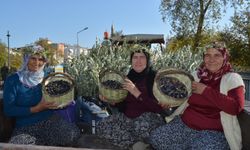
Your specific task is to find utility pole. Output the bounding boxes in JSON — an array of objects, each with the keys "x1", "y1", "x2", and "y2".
[
  {"x1": 6, "y1": 31, "x2": 10, "y2": 69},
  {"x1": 77, "y1": 27, "x2": 88, "y2": 56}
]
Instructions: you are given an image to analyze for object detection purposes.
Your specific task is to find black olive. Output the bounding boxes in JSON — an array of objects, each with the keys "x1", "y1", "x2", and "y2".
[
  {"x1": 159, "y1": 76, "x2": 188, "y2": 99},
  {"x1": 45, "y1": 80, "x2": 71, "y2": 96},
  {"x1": 101, "y1": 80, "x2": 122, "y2": 89}
]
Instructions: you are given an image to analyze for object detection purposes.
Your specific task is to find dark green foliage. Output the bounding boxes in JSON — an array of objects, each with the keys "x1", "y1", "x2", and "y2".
[{"x1": 159, "y1": 0, "x2": 246, "y2": 51}]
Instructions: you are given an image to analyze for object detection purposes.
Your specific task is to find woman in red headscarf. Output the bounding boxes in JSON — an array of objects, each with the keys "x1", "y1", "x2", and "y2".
[{"x1": 150, "y1": 41, "x2": 245, "y2": 150}]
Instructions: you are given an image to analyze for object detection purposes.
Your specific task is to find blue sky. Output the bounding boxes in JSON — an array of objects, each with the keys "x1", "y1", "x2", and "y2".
[{"x1": 0, "y1": 0, "x2": 233, "y2": 49}]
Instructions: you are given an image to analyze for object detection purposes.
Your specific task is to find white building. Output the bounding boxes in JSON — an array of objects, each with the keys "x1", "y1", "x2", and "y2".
[{"x1": 64, "y1": 44, "x2": 88, "y2": 61}]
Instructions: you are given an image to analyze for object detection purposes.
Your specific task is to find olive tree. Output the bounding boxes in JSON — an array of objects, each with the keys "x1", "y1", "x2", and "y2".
[{"x1": 159, "y1": 0, "x2": 245, "y2": 51}]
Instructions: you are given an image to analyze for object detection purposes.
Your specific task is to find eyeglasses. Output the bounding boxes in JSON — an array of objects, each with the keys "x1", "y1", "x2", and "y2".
[{"x1": 30, "y1": 57, "x2": 45, "y2": 62}]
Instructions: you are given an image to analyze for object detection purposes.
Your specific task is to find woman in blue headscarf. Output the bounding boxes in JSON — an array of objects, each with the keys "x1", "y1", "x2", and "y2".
[{"x1": 3, "y1": 45, "x2": 80, "y2": 146}]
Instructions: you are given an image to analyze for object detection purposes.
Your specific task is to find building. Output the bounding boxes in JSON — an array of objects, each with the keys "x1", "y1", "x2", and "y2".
[
  {"x1": 64, "y1": 44, "x2": 88, "y2": 61},
  {"x1": 104, "y1": 24, "x2": 165, "y2": 50}
]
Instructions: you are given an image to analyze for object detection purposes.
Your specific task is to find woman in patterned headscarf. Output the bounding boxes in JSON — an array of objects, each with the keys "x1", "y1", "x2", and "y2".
[
  {"x1": 150, "y1": 41, "x2": 245, "y2": 150},
  {"x1": 3, "y1": 45, "x2": 80, "y2": 146},
  {"x1": 96, "y1": 48, "x2": 166, "y2": 149}
]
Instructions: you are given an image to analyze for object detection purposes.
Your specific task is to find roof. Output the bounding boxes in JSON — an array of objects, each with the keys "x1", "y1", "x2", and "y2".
[{"x1": 111, "y1": 34, "x2": 164, "y2": 45}]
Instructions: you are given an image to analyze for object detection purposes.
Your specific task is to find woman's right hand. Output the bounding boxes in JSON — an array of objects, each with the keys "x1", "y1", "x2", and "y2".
[
  {"x1": 30, "y1": 97, "x2": 58, "y2": 113},
  {"x1": 122, "y1": 78, "x2": 141, "y2": 98},
  {"x1": 192, "y1": 81, "x2": 207, "y2": 94},
  {"x1": 159, "y1": 102, "x2": 170, "y2": 110},
  {"x1": 99, "y1": 94, "x2": 116, "y2": 105}
]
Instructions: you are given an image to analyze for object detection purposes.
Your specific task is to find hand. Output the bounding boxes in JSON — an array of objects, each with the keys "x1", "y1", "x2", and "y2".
[
  {"x1": 99, "y1": 94, "x2": 115, "y2": 105},
  {"x1": 122, "y1": 78, "x2": 141, "y2": 98},
  {"x1": 31, "y1": 97, "x2": 58, "y2": 113},
  {"x1": 192, "y1": 81, "x2": 207, "y2": 94},
  {"x1": 157, "y1": 102, "x2": 171, "y2": 109}
]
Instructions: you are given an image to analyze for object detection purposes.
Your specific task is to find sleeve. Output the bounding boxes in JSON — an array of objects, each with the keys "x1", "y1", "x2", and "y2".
[
  {"x1": 202, "y1": 85, "x2": 245, "y2": 115},
  {"x1": 3, "y1": 75, "x2": 31, "y2": 117}
]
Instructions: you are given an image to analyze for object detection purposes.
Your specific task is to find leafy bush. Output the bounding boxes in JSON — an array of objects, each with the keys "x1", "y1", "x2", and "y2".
[
  {"x1": 65, "y1": 44, "x2": 203, "y2": 98},
  {"x1": 65, "y1": 44, "x2": 131, "y2": 98},
  {"x1": 153, "y1": 45, "x2": 203, "y2": 72}
]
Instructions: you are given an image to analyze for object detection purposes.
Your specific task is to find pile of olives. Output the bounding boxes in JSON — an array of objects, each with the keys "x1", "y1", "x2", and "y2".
[
  {"x1": 102, "y1": 80, "x2": 123, "y2": 89},
  {"x1": 159, "y1": 76, "x2": 188, "y2": 99},
  {"x1": 45, "y1": 80, "x2": 71, "y2": 96}
]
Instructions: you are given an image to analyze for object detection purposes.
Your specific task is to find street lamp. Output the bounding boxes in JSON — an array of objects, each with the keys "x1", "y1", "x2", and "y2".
[
  {"x1": 76, "y1": 27, "x2": 88, "y2": 56},
  {"x1": 6, "y1": 31, "x2": 10, "y2": 69}
]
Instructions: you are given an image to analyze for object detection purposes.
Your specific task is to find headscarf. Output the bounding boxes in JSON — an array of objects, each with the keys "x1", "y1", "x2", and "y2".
[
  {"x1": 17, "y1": 45, "x2": 47, "y2": 87},
  {"x1": 127, "y1": 48, "x2": 156, "y2": 97},
  {"x1": 197, "y1": 41, "x2": 233, "y2": 82}
]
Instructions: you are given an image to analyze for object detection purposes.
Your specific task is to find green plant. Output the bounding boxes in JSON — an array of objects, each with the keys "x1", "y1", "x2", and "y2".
[
  {"x1": 153, "y1": 46, "x2": 203, "y2": 73},
  {"x1": 65, "y1": 44, "x2": 203, "y2": 98},
  {"x1": 64, "y1": 44, "x2": 132, "y2": 98}
]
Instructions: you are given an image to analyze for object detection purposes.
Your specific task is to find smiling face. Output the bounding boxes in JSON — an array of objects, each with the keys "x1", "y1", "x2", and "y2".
[
  {"x1": 204, "y1": 48, "x2": 224, "y2": 73},
  {"x1": 27, "y1": 54, "x2": 46, "y2": 72},
  {"x1": 131, "y1": 52, "x2": 147, "y2": 73}
]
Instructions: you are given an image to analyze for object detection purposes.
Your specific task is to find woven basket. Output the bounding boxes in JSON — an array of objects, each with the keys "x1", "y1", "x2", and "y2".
[
  {"x1": 99, "y1": 69, "x2": 128, "y2": 103},
  {"x1": 42, "y1": 72, "x2": 75, "y2": 109},
  {"x1": 153, "y1": 68, "x2": 194, "y2": 107}
]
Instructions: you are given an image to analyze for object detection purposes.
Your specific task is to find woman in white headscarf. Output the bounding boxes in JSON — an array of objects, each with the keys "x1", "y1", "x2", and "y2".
[{"x1": 3, "y1": 45, "x2": 80, "y2": 146}]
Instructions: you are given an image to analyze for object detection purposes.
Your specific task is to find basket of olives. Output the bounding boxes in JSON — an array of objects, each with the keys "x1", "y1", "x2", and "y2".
[
  {"x1": 42, "y1": 72, "x2": 75, "y2": 109},
  {"x1": 99, "y1": 69, "x2": 128, "y2": 103},
  {"x1": 153, "y1": 68, "x2": 194, "y2": 107}
]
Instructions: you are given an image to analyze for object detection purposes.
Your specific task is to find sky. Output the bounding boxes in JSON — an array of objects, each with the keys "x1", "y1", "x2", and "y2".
[{"x1": 0, "y1": 0, "x2": 233, "y2": 49}]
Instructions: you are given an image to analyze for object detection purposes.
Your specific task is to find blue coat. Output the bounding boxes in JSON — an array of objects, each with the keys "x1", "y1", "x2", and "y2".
[{"x1": 3, "y1": 73, "x2": 53, "y2": 128}]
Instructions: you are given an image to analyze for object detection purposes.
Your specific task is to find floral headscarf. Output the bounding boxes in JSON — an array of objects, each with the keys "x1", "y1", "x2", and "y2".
[
  {"x1": 197, "y1": 41, "x2": 233, "y2": 82},
  {"x1": 127, "y1": 48, "x2": 156, "y2": 97},
  {"x1": 17, "y1": 45, "x2": 47, "y2": 87}
]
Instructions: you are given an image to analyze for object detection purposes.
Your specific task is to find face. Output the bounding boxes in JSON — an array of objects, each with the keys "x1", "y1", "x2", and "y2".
[
  {"x1": 131, "y1": 52, "x2": 147, "y2": 73},
  {"x1": 204, "y1": 48, "x2": 224, "y2": 73},
  {"x1": 27, "y1": 54, "x2": 46, "y2": 72}
]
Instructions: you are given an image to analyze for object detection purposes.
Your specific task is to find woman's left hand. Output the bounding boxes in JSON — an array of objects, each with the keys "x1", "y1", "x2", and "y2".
[
  {"x1": 31, "y1": 97, "x2": 58, "y2": 113},
  {"x1": 159, "y1": 102, "x2": 170, "y2": 109},
  {"x1": 192, "y1": 81, "x2": 207, "y2": 94},
  {"x1": 122, "y1": 78, "x2": 141, "y2": 98}
]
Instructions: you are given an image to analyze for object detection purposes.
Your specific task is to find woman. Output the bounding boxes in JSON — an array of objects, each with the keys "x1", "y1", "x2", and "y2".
[
  {"x1": 3, "y1": 46, "x2": 80, "y2": 146},
  {"x1": 96, "y1": 49, "x2": 165, "y2": 149},
  {"x1": 149, "y1": 41, "x2": 245, "y2": 150}
]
